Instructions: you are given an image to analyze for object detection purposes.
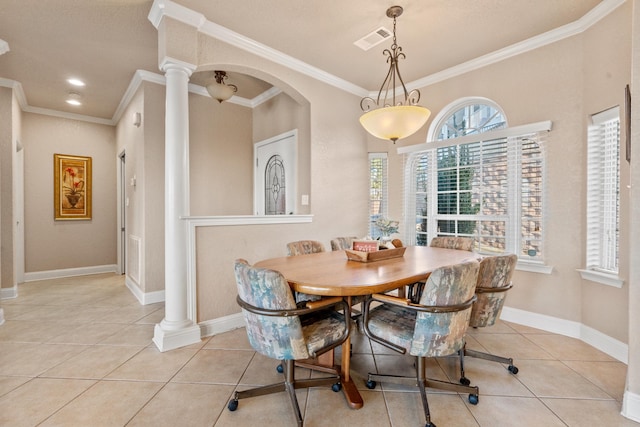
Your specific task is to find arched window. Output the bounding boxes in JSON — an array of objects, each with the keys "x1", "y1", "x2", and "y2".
[{"x1": 404, "y1": 98, "x2": 549, "y2": 262}]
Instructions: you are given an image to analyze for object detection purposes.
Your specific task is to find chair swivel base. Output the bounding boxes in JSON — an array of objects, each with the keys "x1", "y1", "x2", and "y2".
[
  {"x1": 364, "y1": 357, "x2": 479, "y2": 427},
  {"x1": 464, "y1": 348, "x2": 518, "y2": 373},
  {"x1": 459, "y1": 347, "x2": 519, "y2": 386},
  {"x1": 365, "y1": 373, "x2": 479, "y2": 404},
  {"x1": 227, "y1": 359, "x2": 341, "y2": 427}
]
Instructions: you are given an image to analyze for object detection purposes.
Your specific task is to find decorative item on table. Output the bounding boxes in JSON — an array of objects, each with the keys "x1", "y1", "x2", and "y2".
[
  {"x1": 375, "y1": 217, "x2": 399, "y2": 245},
  {"x1": 345, "y1": 243, "x2": 406, "y2": 263},
  {"x1": 352, "y1": 239, "x2": 380, "y2": 253}
]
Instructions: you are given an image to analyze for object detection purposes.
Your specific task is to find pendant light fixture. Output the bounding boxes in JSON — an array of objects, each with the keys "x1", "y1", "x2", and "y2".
[
  {"x1": 359, "y1": 6, "x2": 431, "y2": 143},
  {"x1": 206, "y1": 71, "x2": 237, "y2": 103}
]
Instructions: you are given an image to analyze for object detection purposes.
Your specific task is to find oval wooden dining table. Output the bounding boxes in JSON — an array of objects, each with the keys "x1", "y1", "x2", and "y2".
[{"x1": 254, "y1": 245, "x2": 480, "y2": 409}]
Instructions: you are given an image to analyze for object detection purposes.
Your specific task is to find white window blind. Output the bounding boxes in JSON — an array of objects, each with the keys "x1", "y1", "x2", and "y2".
[
  {"x1": 586, "y1": 107, "x2": 620, "y2": 274},
  {"x1": 369, "y1": 153, "x2": 388, "y2": 238},
  {"x1": 404, "y1": 123, "x2": 548, "y2": 259}
]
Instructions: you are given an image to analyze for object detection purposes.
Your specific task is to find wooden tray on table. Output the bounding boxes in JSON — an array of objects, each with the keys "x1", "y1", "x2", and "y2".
[{"x1": 345, "y1": 246, "x2": 406, "y2": 263}]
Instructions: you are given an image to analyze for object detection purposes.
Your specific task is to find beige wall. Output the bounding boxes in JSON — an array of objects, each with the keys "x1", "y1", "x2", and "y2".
[
  {"x1": 187, "y1": 37, "x2": 368, "y2": 322},
  {"x1": 122, "y1": 3, "x2": 634, "y2": 344},
  {"x1": 142, "y1": 83, "x2": 167, "y2": 294},
  {"x1": 23, "y1": 113, "x2": 117, "y2": 272},
  {"x1": 116, "y1": 85, "x2": 146, "y2": 289},
  {"x1": 253, "y1": 91, "x2": 311, "y2": 215},
  {"x1": 376, "y1": 3, "x2": 632, "y2": 343},
  {"x1": 189, "y1": 91, "x2": 253, "y2": 216},
  {"x1": 580, "y1": 2, "x2": 631, "y2": 342},
  {"x1": 116, "y1": 82, "x2": 166, "y2": 294},
  {"x1": 0, "y1": 87, "x2": 14, "y2": 289}
]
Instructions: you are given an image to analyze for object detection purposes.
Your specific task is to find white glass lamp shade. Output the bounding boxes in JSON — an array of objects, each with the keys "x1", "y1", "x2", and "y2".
[
  {"x1": 206, "y1": 82, "x2": 236, "y2": 103},
  {"x1": 359, "y1": 105, "x2": 431, "y2": 142}
]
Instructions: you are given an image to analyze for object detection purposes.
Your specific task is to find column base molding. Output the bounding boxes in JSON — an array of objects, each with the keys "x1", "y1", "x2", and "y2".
[
  {"x1": 152, "y1": 322, "x2": 201, "y2": 352},
  {"x1": 622, "y1": 390, "x2": 640, "y2": 423}
]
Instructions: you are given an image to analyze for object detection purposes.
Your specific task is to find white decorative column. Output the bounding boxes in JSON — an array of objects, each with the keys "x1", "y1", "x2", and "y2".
[{"x1": 153, "y1": 59, "x2": 201, "y2": 352}]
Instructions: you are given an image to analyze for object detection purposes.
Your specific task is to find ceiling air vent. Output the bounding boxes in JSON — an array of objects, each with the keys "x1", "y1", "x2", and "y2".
[{"x1": 354, "y1": 26, "x2": 392, "y2": 51}]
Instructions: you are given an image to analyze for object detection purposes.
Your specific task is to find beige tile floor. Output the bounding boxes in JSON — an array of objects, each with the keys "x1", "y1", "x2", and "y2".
[{"x1": 0, "y1": 273, "x2": 636, "y2": 427}]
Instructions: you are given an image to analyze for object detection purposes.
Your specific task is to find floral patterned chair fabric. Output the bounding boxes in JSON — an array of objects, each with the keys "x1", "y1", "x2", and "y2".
[
  {"x1": 429, "y1": 236, "x2": 475, "y2": 251},
  {"x1": 286, "y1": 240, "x2": 326, "y2": 303},
  {"x1": 406, "y1": 236, "x2": 476, "y2": 303},
  {"x1": 361, "y1": 261, "x2": 480, "y2": 426},
  {"x1": 230, "y1": 259, "x2": 350, "y2": 426},
  {"x1": 470, "y1": 253, "x2": 517, "y2": 328},
  {"x1": 330, "y1": 236, "x2": 358, "y2": 251},
  {"x1": 459, "y1": 253, "x2": 519, "y2": 384},
  {"x1": 286, "y1": 240, "x2": 326, "y2": 256}
]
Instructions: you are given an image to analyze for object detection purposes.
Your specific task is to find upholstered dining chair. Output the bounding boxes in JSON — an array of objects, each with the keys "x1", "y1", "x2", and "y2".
[
  {"x1": 406, "y1": 236, "x2": 476, "y2": 303},
  {"x1": 362, "y1": 261, "x2": 480, "y2": 427},
  {"x1": 330, "y1": 236, "x2": 358, "y2": 251},
  {"x1": 286, "y1": 240, "x2": 326, "y2": 303},
  {"x1": 286, "y1": 239, "x2": 326, "y2": 256},
  {"x1": 229, "y1": 259, "x2": 350, "y2": 427},
  {"x1": 458, "y1": 253, "x2": 519, "y2": 386},
  {"x1": 430, "y1": 236, "x2": 475, "y2": 251}
]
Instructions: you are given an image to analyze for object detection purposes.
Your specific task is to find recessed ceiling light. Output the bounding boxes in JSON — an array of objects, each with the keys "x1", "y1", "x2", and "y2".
[
  {"x1": 66, "y1": 92, "x2": 82, "y2": 106},
  {"x1": 67, "y1": 78, "x2": 85, "y2": 87}
]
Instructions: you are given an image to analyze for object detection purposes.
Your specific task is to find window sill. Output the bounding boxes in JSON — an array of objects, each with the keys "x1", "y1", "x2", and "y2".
[
  {"x1": 183, "y1": 214, "x2": 313, "y2": 226},
  {"x1": 577, "y1": 269, "x2": 624, "y2": 288},
  {"x1": 516, "y1": 260, "x2": 553, "y2": 274}
]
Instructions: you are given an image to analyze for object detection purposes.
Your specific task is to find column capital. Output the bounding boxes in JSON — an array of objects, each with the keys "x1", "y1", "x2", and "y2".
[{"x1": 160, "y1": 57, "x2": 197, "y2": 76}]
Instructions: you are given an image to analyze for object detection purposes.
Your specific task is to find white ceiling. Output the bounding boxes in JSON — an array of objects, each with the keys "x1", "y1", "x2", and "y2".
[{"x1": 0, "y1": 0, "x2": 614, "y2": 123}]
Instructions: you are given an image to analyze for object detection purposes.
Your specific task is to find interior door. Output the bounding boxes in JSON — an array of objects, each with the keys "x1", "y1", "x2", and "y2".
[{"x1": 254, "y1": 130, "x2": 297, "y2": 215}]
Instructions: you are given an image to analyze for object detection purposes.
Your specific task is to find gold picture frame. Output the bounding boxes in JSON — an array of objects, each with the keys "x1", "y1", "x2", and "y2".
[{"x1": 54, "y1": 153, "x2": 92, "y2": 220}]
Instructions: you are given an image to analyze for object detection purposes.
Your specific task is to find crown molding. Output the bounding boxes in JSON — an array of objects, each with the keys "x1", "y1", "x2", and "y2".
[
  {"x1": 199, "y1": 20, "x2": 369, "y2": 98},
  {"x1": 1, "y1": 77, "x2": 114, "y2": 125},
  {"x1": 151, "y1": 0, "x2": 625, "y2": 100},
  {"x1": 149, "y1": 0, "x2": 368, "y2": 98},
  {"x1": 148, "y1": 0, "x2": 206, "y2": 30},
  {"x1": 24, "y1": 105, "x2": 113, "y2": 125},
  {"x1": 5, "y1": 0, "x2": 627, "y2": 126},
  {"x1": 250, "y1": 86, "x2": 283, "y2": 108},
  {"x1": 404, "y1": 0, "x2": 627, "y2": 92}
]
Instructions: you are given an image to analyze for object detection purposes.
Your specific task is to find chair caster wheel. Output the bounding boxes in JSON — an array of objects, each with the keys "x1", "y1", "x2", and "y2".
[
  {"x1": 227, "y1": 399, "x2": 238, "y2": 411},
  {"x1": 468, "y1": 394, "x2": 479, "y2": 405},
  {"x1": 331, "y1": 383, "x2": 342, "y2": 392},
  {"x1": 426, "y1": 422, "x2": 437, "y2": 427},
  {"x1": 365, "y1": 379, "x2": 377, "y2": 389},
  {"x1": 276, "y1": 363, "x2": 284, "y2": 374},
  {"x1": 508, "y1": 365, "x2": 519, "y2": 374},
  {"x1": 460, "y1": 377, "x2": 471, "y2": 386}
]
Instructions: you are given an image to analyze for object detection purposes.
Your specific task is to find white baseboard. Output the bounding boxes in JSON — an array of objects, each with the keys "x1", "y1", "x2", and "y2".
[
  {"x1": 0, "y1": 286, "x2": 17, "y2": 300},
  {"x1": 24, "y1": 264, "x2": 118, "y2": 282},
  {"x1": 622, "y1": 390, "x2": 640, "y2": 423},
  {"x1": 125, "y1": 276, "x2": 165, "y2": 305},
  {"x1": 501, "y1": 306, "x2": 628, "y2": 363},
  {"x1": 199, "y1": 312, "x2": 246, "y2": 338}
]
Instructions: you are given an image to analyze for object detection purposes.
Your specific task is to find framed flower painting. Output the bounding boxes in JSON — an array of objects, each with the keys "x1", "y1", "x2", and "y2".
[{"x1": 54, "y1": 153, "x2": 92, "y2": 220}]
